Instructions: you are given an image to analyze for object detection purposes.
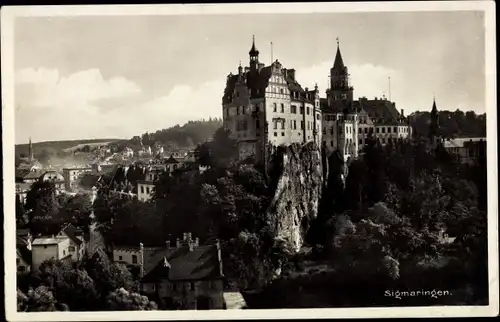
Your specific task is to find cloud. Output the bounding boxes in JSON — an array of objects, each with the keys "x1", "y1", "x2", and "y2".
[
  {"x1": 14, "y1": 67, "x2": 226, "y2": 143},
  {"x1": 293, "y1": 61, "x2": 405, "y2": 102}
]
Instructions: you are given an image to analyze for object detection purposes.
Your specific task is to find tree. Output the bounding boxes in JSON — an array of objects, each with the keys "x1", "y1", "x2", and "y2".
[
  {"x1": 25, "y1": 181, "x2": 62, "y2": 235},
  {"x1": 17, "y1": 286, "x2": 59, "y2": 312},
  {"x1": 106, "y1": 288, "x2": 158, "y2": 311},
  {"x1": 36, "y1": 149, "x2": 52, "y2": 165}
]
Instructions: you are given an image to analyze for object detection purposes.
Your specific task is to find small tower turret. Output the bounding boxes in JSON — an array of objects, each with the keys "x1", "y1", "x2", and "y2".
[{"x1": 249, "y1": 35, "x2": 259, "y2": 71}]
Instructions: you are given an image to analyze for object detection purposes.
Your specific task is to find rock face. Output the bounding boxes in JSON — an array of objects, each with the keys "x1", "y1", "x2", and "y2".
[{"x1": 266, "y1": 142, "x2": 323, "y2": 253}]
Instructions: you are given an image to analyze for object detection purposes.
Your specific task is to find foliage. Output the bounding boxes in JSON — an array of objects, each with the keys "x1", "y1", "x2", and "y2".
[
  {"x1": 25, "y1": 181, "x2": 62, "y2": 235},
  {"x1": 17, "y1": 286, "x2": 59, "y2": 312},
  {"x1": 106, "y1": 288, "x2": 158, "y2": 311},
  {"x1": 195, "y1": 127, "x2": 238, "y2": 168},
  {"x1": 410, "y1": 110, "x2": 486, "y2": 139}
]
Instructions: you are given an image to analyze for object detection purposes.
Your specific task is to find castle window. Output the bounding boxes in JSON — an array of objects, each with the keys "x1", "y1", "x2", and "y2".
[
  {"x1": 255, "y1": 104, "x2": 260, "y2": 112},
  {"x1": 394, "y1": 126, "x2": 398, "y2": 133},
  {"x1": 281, "y1": 103, "x2": 285, "y2": 113},
  {"x1": 300, "y1": 106, "x2": 304, "y2": 114},
  {"x1": 190, "y1": 282, "x2": 195, "y2": 291},
  {"x1": 300, "y1": 121, "x2": 304, "y2": 130},
  {"x1": 376, "y1": 128, "x2": 380, "y2": 133},
  {"x1": 307, "y1": 122, "x2": 310, "y2": 130},
  {"x1": 119, "y1": 256, "x2": 123, "y2": 261},
  {"x1": 388, "y1": 127, "x2": 391, "y2": 134},
  {"x1": 132, "y1": 255, "x2": 138, "y2": 264},
  {"x1": 280, "y1": 88, "x2": 284, "y2": 94},
  {"x1": 307, "y1": 107, "x2": 310, "y2": 115},
  {"x1": 291, "y1": 105, "x2": 297, "y2": 114},
  {"x1": 330, "y1": 127, "x2": 334, "y2": 135},
  {"x1": 273, "y1": 120, "x2": 278, "y2": 130},
  {"x1": 364, "y1": 128, "x2": 368, "y2": 134},
  {"x1": 281, "y1": 120, "x2": 285, "y2": 129},
  {"x1": 294, "y1": 120, "x2": 297, "y2": 130},
  {"x1": 282, "y1": 132, "x2": 285, "y2": 136},
  {"x1": 274, "y1": 132, "x2": 277, "y2": 137},
  {"x1": 382, "y1": 127, "x2": 386, "y2": 134},
  {"x1": 331, "y1": 141, "x2": 334, "y2": 147},
  {"x1": 317, "y1": 114, "x2": 320, "y2": 120},
  {"x1": 273, "y1": 103, "x2": 277, "y2": 112},
  {"x1": 141, "y1": 186, "x2": 144, "y2": 194},
  {"x1": 359, "y1": 139, "x2": 363, "y2": 145}
]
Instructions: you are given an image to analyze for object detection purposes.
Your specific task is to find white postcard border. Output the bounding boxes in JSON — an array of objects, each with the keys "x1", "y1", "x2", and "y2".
[{"x1": 2, "y1": 1, "x2": 498, "y2": 320}]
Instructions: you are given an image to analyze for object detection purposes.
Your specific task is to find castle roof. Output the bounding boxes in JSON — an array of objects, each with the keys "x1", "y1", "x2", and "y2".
[{"x1": 333, "y1": 44, "x2": 345, "y2": 70}]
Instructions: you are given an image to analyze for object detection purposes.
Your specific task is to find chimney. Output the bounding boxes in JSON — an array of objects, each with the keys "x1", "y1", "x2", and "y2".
[
  {"x1": 176, "y1": 238, "x2": 181, "y2": 248},
  {"x1": 215, "y1": 239, "x2": 223, "y2": 276},
  {"x1": 183, "y1": 232, "x2": 187, "y2": 241},
  {"x1": 283, "y1": 68, "x2": 288, "y2": 78},
  {"x1": 400, "y1": 109, "x2": 404, "y2": 117},
  {"x1": 195, "y1": 237, "x2": 199, "y2": 247},
  {"x1": 139, "y1": 242, "x2": 144, "y2": 278},
  {"x1": 166, "y1": 240, "x2": 170, "y2": 250},
  {"x1": 288, "y1": 69, "x2": 296, "y2": 80}
]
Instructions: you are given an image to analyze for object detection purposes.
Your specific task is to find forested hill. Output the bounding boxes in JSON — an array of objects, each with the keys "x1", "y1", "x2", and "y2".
[
  {"x1": 124, "y1": 118, "x2": 223, "y2": 150},
  {"x1": 410, "y1": 110, "x2": 486, "y2": 138}
]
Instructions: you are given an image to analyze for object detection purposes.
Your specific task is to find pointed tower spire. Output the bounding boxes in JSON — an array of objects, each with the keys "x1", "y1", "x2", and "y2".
[
  {"x1": 333, "y1": 37, "x2": 345, "y2": 69},
  {"x1": 249, "y1": 35, "x2": 259, "y2": 70},
  {"x1": 249, "y1": 35, "x2": 259, "y2": 56},
  {"x1": 430, "y1": 96, "x2": 440, "y2": 140}
]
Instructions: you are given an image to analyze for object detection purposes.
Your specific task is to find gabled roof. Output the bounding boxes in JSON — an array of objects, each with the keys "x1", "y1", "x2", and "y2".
[
  {"x1": 60, "y1": 224, "x2": 83, "y2": 246},
  {"x1": 164, "y1": 156, "x2": 179, "y2": 164},
  {"x1": 17, "y1": 244, "x2": 32, "y2": 265},
  {"x1": 141, "y1": 244, "x2": 223, "y2": 282}
]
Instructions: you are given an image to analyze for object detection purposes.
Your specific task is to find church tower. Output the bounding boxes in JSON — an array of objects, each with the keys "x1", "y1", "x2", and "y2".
[
  {"x1": 28, "y1": 137, "x2": 33, "y2": 162},
  {"x1": 249, "y1": 35, "x2": 259, "y2": 71},
  {"x1": 429, "y1": 97, "x2": 441, "y2": 148},
  {"x1": 328, "y1": 38, "x2": 354, "y2": 104}
]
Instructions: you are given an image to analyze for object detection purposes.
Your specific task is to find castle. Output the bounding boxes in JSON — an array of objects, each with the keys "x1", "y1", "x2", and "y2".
[{"x1": 222, "y1": 36, "x2": 412, "y2": 162}]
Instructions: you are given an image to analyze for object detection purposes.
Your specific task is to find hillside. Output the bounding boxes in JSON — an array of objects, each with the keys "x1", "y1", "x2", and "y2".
[
  {"x1": 122, "y1": 118, "x2": 223, "y2": 150},
  {"x1": 15, "y1": 139, "x2": 120, "y2": 158}
]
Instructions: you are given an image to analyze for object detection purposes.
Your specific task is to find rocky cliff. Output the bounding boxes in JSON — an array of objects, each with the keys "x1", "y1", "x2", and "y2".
[{"x1": 266, "y1": 142, "x2": 323, "y2": 253}]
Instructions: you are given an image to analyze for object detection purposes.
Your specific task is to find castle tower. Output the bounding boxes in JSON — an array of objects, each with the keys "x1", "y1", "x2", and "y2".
[
  {"x1": 329, "y1": 38, "x2": 354, "y2": 103},
  {"x1": 249, "y1": 35, "x2": 259, "y2": 71}
]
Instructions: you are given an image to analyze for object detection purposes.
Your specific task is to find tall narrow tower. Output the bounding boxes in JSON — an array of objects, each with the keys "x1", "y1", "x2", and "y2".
[
  {"x1": 329, "y1": 37, "x2": 354, "y2": 103},
  {"x1": 28, "y1": 137, "x2": 33, "y2": 162},
  {"x1": 249, "y1": 35, "x2": 259, "y2": 71},
  {"x1": 429, "y1": 97, "x2": 441, "y2": 148}
]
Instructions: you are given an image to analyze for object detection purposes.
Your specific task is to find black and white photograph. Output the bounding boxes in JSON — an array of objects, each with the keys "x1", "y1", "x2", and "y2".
[{"x1": 2, "y1": 2, "x2": 498, "y2": 320}]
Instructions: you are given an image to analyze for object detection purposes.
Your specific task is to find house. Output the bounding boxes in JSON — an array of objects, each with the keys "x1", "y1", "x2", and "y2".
[
  {"x1": 164, "y1": 155, "x2": 181, "y2": 173},
  {"x1": 17, "y1": 231, "x2": 32, "y2": 273},
  {"x1": 135, "y1": 233, "x2": 225, "y2": 310},
  {"x1": 15, "y1": 182, "x2": 32, "y2": 205},
  {"x1": 137, "y1": 165, "x2": 165, "y2": 202},
  {"x1": 39, "y1": 170, "x2": 65, "y2": 191},
  {"x1": 30, "y1": 224, "x2": 86, "y2": 270},
  {"x1": 62, "y1": 166, "x2": 92, "y2": 191},
  {"x1": 442, "y1": 137, "x2": 486, "y2": 164}
]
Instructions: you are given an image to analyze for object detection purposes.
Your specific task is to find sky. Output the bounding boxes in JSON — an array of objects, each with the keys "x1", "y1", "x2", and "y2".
[{"x1": 13, "y1": 11, "x2": 486, "y2": 144}]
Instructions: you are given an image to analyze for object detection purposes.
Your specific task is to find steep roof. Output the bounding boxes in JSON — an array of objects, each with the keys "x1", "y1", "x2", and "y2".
[
  {"x1": 60, "y1": 223, "x2": 83, "y2": 246},
  {"x1": 357, "y1": 98, "x2": 403, "y2": 124},
  {"x1": 333, "y1": 45, "x2": 345, "y2": 69},
  {"x1": 141, "y1": 244, "x2": 223, "y2": 282},
  {"x1": 17, "y1": 244, "x2": 32, "y2": 265},
  {"x1": 164, "y1": 156, "x2": 179, "y2": 164}
]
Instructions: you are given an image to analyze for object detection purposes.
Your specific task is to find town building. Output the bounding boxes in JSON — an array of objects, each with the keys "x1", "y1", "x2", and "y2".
[
  {"x1": 443, "y1": 138, "x2": 486, "y2": 164},
  {"x1": 17, "y1": 230, "x2": 32, "y2": 273},
  {"x1": 222, "y1": 36, "x2": 322, "y2": 161},
  {"x1": 17, "y1": 137, "x2": 44, "y2": 172},
  {"x1": 138, "y1": 233, "x2": 225, "y2": 310},
  {"x1": 15, "y1": 182, "x2": 32, "y2": 205},
  {"x1": 62, "y1": 166, "x2": 92, "y2": 191},
  {"x1": 30, "y1": 225, "x2": 86, "y2": 271},
  {"x1": 39, "y1": 170, "x2": 65, "y2": 192}
]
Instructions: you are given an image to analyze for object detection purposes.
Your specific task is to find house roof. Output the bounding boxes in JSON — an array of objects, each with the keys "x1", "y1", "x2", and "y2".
[
  {"x1": 164, "y1": 156, "x2": 179, "y2": 164},
  {"x1": 60, "y1": 224, "x2": 83, "y2": 246},
  {"x1": 443, "y1": 137, "x2": 486, "y2": 149},
  {"x1": 17, "y1": 245, "x2": 32, "y2": 265},
  {"x1": 141, "y1": 244, "x2": 223, "y2": 282},
  {"x1": 333, "y1": 44, "x2": 345, "y2": 69},
  {"x1": 32, "y1": 237, "x2": 65, "y2": 245},
  {"x1": 15, "y1": 169, "x2": 31, "y2": 179}
]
